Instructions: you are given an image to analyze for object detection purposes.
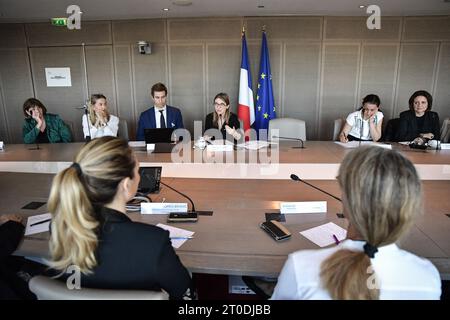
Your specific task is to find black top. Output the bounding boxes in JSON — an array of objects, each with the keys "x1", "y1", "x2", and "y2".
[
  {"x1": 53, "y1": 207, "x2": 191, "y2": 299},
  {"x1": 0, "y1": 221, "x2": 24, "y2": 261},
  {"x1": 396, "y1": 110, "x2": 440, "y2": 141},
  {"x1": 35, "y1": 129, "x2": 49, "y2": 144},
  {"x1": 204, "y1": 112, "x2": 240, "y2": 140}
]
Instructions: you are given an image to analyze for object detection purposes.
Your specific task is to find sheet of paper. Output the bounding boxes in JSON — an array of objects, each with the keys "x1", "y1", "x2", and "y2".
[
  {"x1": 25, "y1": 213, "x2": 52, "y2": 235},
  {"x1": 280, "y1": 201, "x2": 327, "y2": 214},
  {"x1": 299, "y1": 222, "x2": 347, "y2": 247},
  {"x1": 334, "y1": 141, "x2": 392, "y2": 149},
  {"x1": 237, "y1": 140, "x2": 271, "y2": 150},
  {"x1": 156, "y1": 223, "x2": 194, "y2": 249}
]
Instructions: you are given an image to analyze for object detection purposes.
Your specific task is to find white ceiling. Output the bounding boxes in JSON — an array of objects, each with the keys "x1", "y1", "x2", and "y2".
[{"x1": 0, "y1": 0, "x2": 449, "y2": 22}]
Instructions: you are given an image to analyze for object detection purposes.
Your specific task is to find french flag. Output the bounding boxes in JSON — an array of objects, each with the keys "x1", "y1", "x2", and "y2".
[{"x1": 238, "y1": 32, "x2": 255, "y2": 135}]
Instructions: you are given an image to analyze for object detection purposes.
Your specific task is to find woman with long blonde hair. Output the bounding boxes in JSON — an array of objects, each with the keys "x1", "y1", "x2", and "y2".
[
  {"x1": 272, "y1": 146, "x2": 441, "y2": 299},
  {"x1": 81, "y1": 94, "x2": 119, "y2": 139},
  {"x1": 48, "y1": 137, "x2": 191, "y2": 299}
]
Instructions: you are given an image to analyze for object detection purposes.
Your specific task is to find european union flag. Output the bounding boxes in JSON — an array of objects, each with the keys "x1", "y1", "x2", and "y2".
[{"x1": 254, "y1": 31, "x2": 276, "y2": 133}]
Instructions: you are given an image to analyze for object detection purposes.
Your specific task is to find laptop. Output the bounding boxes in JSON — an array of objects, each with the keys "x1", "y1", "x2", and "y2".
[
  {"x1": 138, "y1": 166, "x2": 162, "y2": 194},
  {"x1": 144, "y1": 128, "x2": 178, "y2": 153},
  {"x1": 144, "y1": 128, "x2": 175, "y2": 143}
]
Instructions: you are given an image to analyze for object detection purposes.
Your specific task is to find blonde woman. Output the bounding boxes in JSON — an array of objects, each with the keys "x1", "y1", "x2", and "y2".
[
  {"x1": 82, "y1": 94, "x2": 119, "y2": 139},
  {"x1": 272, "y1": 146, "x2": 441, "y2": 300},
  {"x1": 48, "y1": 137, "x2": 191, "y2": 299}
]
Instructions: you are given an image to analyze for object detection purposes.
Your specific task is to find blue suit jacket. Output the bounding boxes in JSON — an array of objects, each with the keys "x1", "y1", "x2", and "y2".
[{"x1": 136, "y1": 106, "x2": 184, "y2": 141}]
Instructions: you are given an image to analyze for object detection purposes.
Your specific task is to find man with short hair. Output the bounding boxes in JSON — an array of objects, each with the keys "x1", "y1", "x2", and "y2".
[{"x1": 136, "y1": 82, "x2": 184, "y2": 141}]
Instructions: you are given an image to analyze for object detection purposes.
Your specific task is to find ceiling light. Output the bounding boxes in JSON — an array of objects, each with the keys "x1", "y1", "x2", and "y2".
[
  {"x1": 162, "y1": 8, "x2": 169, "y2": 11},
  {"x1": 359, "y1": 5, "x2": 366, "y2": 9}
]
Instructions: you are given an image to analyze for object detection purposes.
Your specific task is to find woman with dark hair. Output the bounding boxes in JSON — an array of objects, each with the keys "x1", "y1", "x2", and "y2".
[
  {"x1": 22, "y1": 98, "x2": 72, "y2": 144},
  {"x1": 48, "y1": 137, "x2": 191, "y2": 299},
  {"x1": 396, "y1": 90, "x2": 440, "y2": 142},
  {"x1": 271, "y1": 146, "x2": 441, "y2": 300},
  {"x1": 204, "y1": 92, "x2": 241, "y2": 141},
  {"x1": 339, "y1": 94, "x2": 384, "y2": 143},
  {"x1": 82, "y1": 94, "x2": 119, "y2": 139}
]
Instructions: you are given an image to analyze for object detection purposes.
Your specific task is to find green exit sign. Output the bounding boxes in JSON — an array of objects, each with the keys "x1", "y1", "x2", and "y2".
[{"x1": 51, "y1": 18, "x2": 67, "y2": 26}]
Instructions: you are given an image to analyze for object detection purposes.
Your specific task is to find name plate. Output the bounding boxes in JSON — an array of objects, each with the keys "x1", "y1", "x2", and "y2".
[
  {"x1": 280, "y1": 201, "x2": 327, "y2": 214},
  {"x1": 440, "y1": 143, "x2": 450, "y2": 150},
  {"x1": 129, "y1": 141, "x2": 146, "y2": 148},
  {"x1": 207, "y1": 144, "x2": 233, "y2": 152},
  {"x1": 141, "y1": 202, "x2": 188, "y2": 214},
  {"x1": 0, "y1": 141, "x2": 3, "y2": 150},
  {"x1": 146, "y1": 143, "x2": 155, "y2": 151}
]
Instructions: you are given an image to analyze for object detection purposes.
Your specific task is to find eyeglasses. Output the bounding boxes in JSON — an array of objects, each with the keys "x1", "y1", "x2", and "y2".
[{"x1": 214, "y1": 102, "x2": 227, "y2": 107}]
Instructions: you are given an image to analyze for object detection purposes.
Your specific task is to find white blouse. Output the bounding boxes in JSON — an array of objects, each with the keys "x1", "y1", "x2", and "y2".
[
  {"x1": 82, "y1": 114, "x2": 119, "y2": 139},
  {"x1": 271, "y1": 240, "x2": 441, "y2": 300},
  {"x1": 346, "y1": 110, "x2": 384, "y2": 140}
]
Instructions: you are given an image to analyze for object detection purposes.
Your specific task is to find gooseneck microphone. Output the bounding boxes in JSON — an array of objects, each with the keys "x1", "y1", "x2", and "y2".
[
  {"x1": 76, "y1": 103, "x2": 92, "y2": 142},
  {"x1": 160, "y1": 181, "x2": 213, "y2": 216},
  {"x1": 290, "y1": 174, "x2": 341, "y2": 202},
  {"x1": 273, "y1": 136, "x2": 305, "y2": 148}
]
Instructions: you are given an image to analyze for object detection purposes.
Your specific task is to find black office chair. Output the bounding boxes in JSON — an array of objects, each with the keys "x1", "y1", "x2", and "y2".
[{"x1": 381, "y1": 118, "x2": 400, "y2": 142}]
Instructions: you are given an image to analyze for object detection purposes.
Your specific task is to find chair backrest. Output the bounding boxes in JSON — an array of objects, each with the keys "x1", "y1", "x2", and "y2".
[
  {"x1": 268, "y1": 118, "x2": 306, "y2": 141},
  {"x1": 381, "y1": 118, "x2": 400, "y2": 142},
  {"x1": 440, "y1": 118, "x2": 450, "y2": 143},
  {"x1": 29, "y1": 275, "x2": 169, "y2": 300},
  {"x1": 64, "y1": 120, "x2": 75, "y2": 141},
  {"x1": 332, "y1": 118, "x2": 345, "y2": 141},
  {"x1": 117, "y1": 118, "x2": 129, "y2": 141}
]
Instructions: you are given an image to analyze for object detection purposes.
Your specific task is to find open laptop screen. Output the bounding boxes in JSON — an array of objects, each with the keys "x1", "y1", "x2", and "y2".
[{"x1": 144, "y1": 128, "x2": 175, "y2": 144}]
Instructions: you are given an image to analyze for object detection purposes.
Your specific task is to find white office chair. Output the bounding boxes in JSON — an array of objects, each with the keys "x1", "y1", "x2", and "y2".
[
  {"x1": 333, "y1": 118, "x2": 345, "y2": 141},
  {"x1": 440, "y1": 118, "x2": 450, "y2": 143},
  {"x1": 29, "y1": 275, "x2": 169, "y2": 300},
  {"x1": 117, "y1": 118, "x2": 129, "y2": 141},
  {"x1": 268, "y1": 118, "x2": 306, "y2": 141}
]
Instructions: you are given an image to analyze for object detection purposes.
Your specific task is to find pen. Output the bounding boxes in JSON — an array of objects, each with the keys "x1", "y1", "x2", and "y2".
[
  {"x1": 170, "y1": 236, "x2": 194, "y2": 240},
  {"x1": 332, "y1": 234, "x2": 340, "y2": 245},
  {"x1": 30, "y1": 218, "x2": 51, "y2": 227}
]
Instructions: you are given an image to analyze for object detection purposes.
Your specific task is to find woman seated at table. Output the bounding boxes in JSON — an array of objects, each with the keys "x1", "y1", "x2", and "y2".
[
  {"x1": 82, "y1": 94, "x2": 119, "y2": 139},
  {"x1": 271, "y1": 146, "x2": 441, "y2": 300},
  {"x1": 48, "y1": 137, "x2": 192, "y2": 299},
  {"x1": 204, "y1": 92, "x2": 241, "y2": 141},
  {"x1": 396, "y1": 90, "x2": 440, "y2": 143},
  {"x1": 339, "y1": 94, "x2": 383, "y2": 143},
  {"x1": 22, "y1": 98, "x2": 72, "y2": 144}
]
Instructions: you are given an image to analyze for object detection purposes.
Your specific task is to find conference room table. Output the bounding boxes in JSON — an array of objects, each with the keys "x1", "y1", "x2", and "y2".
[{"x1": 1, "y1": 141, "x2": 450, "y2": 279}]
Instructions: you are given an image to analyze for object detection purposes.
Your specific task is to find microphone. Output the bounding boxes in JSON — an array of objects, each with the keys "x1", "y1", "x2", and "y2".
[
  {"x1": 272, "y1": 136, "x2": 304, "y2": 148},
  {"x1": 160, "y1": 181, "x2": 213, "y2": 216},
  {"x1": 359, "y1": 115, "x2": 363, "y2": 147},
  {"x1": 290, "y1": 174, "x2": 341, "y2": 202},
  {"x1": 76, "y1": 102, "x2": 92, "y2": 142},
  {"x1": 28, "y1": 142, "x2": 40, "y2": 150}
]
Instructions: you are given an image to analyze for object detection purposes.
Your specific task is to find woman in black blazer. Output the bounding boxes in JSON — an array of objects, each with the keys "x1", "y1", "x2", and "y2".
[
  {"x1": 48, "y1": 137, "x2": 191, "y2": 299},
  {"x1": 204, "y1": 92, "x2": 241, "y2": 141},
  {"x1": 396, "y1": 90, "x2": 440, "y2": 142}
]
